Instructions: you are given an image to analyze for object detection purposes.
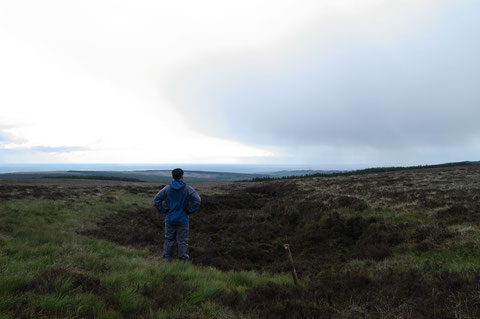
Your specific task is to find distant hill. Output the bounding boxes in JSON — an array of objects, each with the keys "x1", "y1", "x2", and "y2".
[
  {"x1": 262, "y1": 169, "x2": 344, "y2": 177},
  {"x1": 0, "y1": 161, "x2": 478, "y2": 183},
  {"x1": 0, "y1": 169, "x2": 279, "y2": 183},
  {"x1": 246, "y1": 161, "x2": 480, "y2": 181}
]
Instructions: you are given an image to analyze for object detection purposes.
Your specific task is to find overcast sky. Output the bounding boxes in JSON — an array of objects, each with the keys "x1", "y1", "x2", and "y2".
[{"x1": 1, "y1": 0, "x2": 479, "y2": 168}]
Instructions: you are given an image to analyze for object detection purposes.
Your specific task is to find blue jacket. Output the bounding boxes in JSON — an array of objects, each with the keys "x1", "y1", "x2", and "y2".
[{"x1": 153, "y1": 180, "x2": 201, "y2": 225}]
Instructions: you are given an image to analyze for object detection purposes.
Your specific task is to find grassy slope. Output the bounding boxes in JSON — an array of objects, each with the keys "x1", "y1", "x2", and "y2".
[
  {"x1": 0, "y1": 187, "x2": 290, "y2": 318},
  {"x1": 1, "y1": 164, "x2": 480, "y2": 318}
]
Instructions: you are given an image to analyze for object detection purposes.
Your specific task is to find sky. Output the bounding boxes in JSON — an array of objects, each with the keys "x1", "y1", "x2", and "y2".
[{"x1": 1, "y1": 0, "x2": 479, "y2": 169}]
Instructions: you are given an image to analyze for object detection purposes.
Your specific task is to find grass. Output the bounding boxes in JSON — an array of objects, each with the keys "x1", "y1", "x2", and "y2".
[
  {"x1": 0, "y1": 190, "x2": 290, "y2": 318},
  {"x1": 2, "y1": 164, "x2": 480, "y2": 317}
]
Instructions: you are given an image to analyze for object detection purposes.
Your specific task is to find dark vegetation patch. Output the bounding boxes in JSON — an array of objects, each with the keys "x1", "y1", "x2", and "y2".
[
  {"x1": 4, "y1": 266, "x2": 103, "y2": 317},
  {"x1": 124, "y1": 185, "x2": 159, "y2": 195},
  {"x1": 244, "y1": 181, "x2": 298, "y2": 198},
  {"x1": 140, "y1": 274, "x2": 189, "y2": 309},
  {"x1": 292, "y1": 212, "x2": 405, "y2": 268},
  {"x1": 7, "y1": 265, "x2": 189, "y2": 318},
  {"x1": 80, "y1": 208, "x2": 164, "y2": 248},
  {"x1": 199, "y1": 192, "x2": 264, "y2": 211},
  {"x1": 0, "y1": 184, "x2": 160, "y2": 202},
  {"x1": 436, "y1": 205, "x2": 480, "y2": 224},
  {"x1": 412, "y1": 223, "x2": 455, "y2": 251},
  {"x1": 223, "y1": 270, "x2": 480, "y2": 318},
  {"x1": 42, "y1": 175, "x2": 144, "y2": 182},
  {"x1": 326, "y1": 195, "x2": 369, "y2": 211},
  {"x1": 82, "y1": 182, "x2": 402, "y2": 275},
  {"x1": 24, "y1": 266, "x2": 102, "y2": 295},
  {"x1": 0, "y1": 185, "x2": 84, "y2": 200}
]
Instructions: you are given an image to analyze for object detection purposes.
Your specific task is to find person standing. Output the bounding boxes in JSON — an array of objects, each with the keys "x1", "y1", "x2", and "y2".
[{"x1": 153, "y1": 168, "x2": 201, "y2": 262}]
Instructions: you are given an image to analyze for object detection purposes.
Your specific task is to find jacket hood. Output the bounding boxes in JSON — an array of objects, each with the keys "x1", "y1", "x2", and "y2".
[{"x1": 170, "y1": 179, "x2": 186, "y2": 190}]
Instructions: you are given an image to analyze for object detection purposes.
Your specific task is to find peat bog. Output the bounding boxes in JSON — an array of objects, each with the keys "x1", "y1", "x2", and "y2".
[
  {"x1": 80, "y1": 164, "x2": 480, "y2": 317},
  {"x1": 2, "y1": 164, "x2": 480, "y2": 317}
]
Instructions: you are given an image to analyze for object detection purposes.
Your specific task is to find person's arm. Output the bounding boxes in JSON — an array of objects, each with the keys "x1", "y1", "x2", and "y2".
[
  {"x1": 187, "y1": 186, "x2": 201, "y2": 214},
  {"x1": 153, "y1": 186, "x2": 169, "y2": 214}
]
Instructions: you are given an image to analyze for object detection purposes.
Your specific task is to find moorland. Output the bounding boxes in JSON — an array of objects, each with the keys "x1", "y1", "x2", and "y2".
[
  {"x1": 1, "y1": 163, "x2": 480, "y2": 318},
  {"x1": 0, "y1": 168, "x2": 335, "y2": 184}
]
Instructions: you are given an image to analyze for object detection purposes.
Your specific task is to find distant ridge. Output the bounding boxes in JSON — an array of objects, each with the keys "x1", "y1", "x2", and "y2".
[
  {"x1": 0, "y1": 161, "x2": 478, "y2": 183},
  {"x1": 245, "y1": 161, "x2": 480, "y2": 182},
  {"x1": 0, "y1": 169, "x2": 270, "y2": 183},
  {"x1": 0, "y1": 168, "x2": 347, "y2": 183},
  {"x1": 261, "y1": 169, "x2": 343, "y2": 177},
  {"x1": 42, "y1": 175, "x2": 143, "y2": 182}
]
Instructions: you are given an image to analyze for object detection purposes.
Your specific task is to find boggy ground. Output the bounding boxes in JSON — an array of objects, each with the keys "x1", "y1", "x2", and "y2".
[
  {"x1": 2, "y1": 165, "x2": 480, "y2": 318},
  {"x1": 84, "y1": 165, "x2": 480, "y2": 271},
  {"x1": 79, "y1": 164, "x2": 480, "y2": 317}
]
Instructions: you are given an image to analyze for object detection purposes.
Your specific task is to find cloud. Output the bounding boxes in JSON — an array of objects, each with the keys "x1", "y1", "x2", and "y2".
[
  {"x1": 1, "y1": 0, "x2": 300, "y2": 164},
  {"x1": 165, "y1": 1, "x2": 480, "y2": 165},
  {"x1": 0, "y1": 126, "x2": 26, "y2": 145},
  {"x1": 27, "y1": 146, "x2": 89, "y2": 153},
  {"x1": 1, "y1": 0, "x2": 478, "y2": 166},
  {"x1": 0, "y1": 124, "x2": 89, "y2": 161},
  {"x1": 0, "y1": 127, "x2": 15, "y2": 144}
]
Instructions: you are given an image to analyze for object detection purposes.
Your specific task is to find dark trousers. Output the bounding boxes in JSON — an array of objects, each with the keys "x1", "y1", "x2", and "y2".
[{"x1": 163, "y1": 223, "x2": 189, "y2": 262}]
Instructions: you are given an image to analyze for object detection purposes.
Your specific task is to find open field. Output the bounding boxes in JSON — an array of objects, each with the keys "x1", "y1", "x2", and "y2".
[{"x1": 1, "y1": 164, "x2": 480, "y2": 318}]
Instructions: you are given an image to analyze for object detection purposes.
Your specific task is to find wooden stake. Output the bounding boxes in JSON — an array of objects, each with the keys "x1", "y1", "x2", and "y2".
[{"x1": 283, "y1": 244, "x2": 299, "y2": 285}]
